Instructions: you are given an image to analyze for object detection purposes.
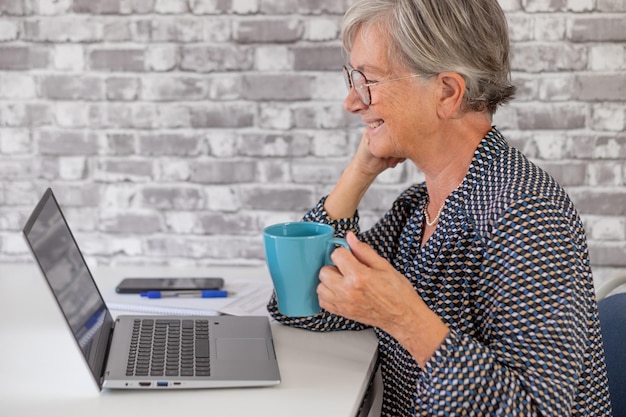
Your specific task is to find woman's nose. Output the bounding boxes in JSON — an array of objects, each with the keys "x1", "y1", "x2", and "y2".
[{"x1": 343, "y1": 87, "x2": 367, "y2": 113}]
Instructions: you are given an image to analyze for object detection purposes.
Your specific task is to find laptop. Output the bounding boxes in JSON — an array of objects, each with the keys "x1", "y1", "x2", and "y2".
[{"x1": 22, "y1": 188, "x2": 281, "y2": 390}]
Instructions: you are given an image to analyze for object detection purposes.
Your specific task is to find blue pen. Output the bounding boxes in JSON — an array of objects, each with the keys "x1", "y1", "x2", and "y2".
[{"x1": 140, "y1": 290, "x2": 228, "y2": 299}]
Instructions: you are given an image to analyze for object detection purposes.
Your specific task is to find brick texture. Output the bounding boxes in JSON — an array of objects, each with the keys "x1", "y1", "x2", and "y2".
[{"x1": 0, "y1": 0, "x2": 624, "y2": 285}]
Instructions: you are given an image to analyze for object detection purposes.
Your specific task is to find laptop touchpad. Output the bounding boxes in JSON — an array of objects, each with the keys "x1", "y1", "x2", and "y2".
[{"x1": 216, "y1": 338, "x2": 269, "y2": 360}]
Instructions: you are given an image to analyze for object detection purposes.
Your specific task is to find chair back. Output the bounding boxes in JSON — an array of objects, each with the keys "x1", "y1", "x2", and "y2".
[{"x1": 597, "y1": 277, "x2": 626, "y2": 417}]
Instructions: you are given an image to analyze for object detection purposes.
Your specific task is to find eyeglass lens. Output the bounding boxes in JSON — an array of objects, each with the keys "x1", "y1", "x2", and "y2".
[{"x1": 342, "y1": 66, "x2": 371, "y2": 106}]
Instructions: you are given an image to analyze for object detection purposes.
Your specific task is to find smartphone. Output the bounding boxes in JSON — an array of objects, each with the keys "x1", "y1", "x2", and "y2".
[{"x1": 115, "y1": 277, "x2": 225, "y2": 294}]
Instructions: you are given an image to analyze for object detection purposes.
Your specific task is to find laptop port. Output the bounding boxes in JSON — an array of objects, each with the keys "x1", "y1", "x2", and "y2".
[
  {"x1": 139, "y1": 382, "x2": 151, "y2": 387},
  {"x1": 157, "y1": 381, "x2": 168, "y2": 387}
]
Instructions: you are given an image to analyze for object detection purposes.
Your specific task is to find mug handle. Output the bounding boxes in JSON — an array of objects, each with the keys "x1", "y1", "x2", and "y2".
[{"x1": 325, "y1": 237, "x2": 350, "y2": 265}]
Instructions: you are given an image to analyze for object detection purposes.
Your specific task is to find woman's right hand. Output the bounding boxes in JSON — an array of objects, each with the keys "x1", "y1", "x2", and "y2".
[
  {"x1": 323, "y1": 130, "x2": 406, "y2": 220},
  {"x1": 352, "y1": 130, "x2": 406, "y2": 179}
]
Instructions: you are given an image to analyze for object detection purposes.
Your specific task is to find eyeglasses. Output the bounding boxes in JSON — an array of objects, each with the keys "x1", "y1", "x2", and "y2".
[{"x1": 342, "y1": 65, "x2": 421, "y2": 106}]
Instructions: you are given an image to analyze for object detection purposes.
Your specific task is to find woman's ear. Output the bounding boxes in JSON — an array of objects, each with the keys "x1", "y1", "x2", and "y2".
[{"x1": 436, "y1": 72, "x2": 466, "y2": 119}]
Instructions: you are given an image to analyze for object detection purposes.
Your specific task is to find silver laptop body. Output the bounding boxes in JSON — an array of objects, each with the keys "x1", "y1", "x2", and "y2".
[{"x1": 22, "y1": 188, "x2": 280, "y2": 390}]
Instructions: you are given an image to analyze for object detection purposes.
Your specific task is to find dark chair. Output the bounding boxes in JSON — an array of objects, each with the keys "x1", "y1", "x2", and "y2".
[{"x1": 596, "y1": 275, "x2": 626, "y2": 417}]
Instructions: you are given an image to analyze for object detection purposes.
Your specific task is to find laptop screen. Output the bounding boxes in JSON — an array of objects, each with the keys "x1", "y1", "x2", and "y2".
[{"x1": 23, "y1": 189, "x2": 114, "y2": 388}]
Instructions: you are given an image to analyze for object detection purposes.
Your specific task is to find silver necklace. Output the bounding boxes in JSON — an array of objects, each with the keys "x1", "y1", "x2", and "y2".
[{"x1": 423, "y1": 201, "x2": 445, "y2": 227}]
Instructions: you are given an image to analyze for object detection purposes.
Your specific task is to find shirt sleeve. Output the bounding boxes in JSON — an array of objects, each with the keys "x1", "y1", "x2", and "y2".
[{"x1": 417, "y1": 195, "x2": 593, "y2": 416}]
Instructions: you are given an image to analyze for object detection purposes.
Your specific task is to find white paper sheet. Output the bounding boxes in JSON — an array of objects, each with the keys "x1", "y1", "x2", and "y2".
[{"x1": 103, "y1": 281, "x2": 273, "y2": 317}]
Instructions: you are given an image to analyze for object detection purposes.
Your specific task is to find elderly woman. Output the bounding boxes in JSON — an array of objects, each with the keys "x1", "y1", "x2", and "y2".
[{"x1": 268, "y1": 0, "x2": 612, "y2": 415}]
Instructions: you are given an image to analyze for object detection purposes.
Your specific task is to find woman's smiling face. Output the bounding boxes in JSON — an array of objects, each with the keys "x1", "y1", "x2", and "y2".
[{"x1": 344, "y1": 23, "x2": 438, "y2": 161}]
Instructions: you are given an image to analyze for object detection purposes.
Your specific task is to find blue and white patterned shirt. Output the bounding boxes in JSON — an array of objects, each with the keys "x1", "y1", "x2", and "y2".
[{"x1": 268, "y1": 127, "x2": 612, "y2": 416}]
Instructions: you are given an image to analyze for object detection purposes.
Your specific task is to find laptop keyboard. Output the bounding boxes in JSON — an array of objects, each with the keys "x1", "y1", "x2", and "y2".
[{"x1": 126, "y1": 318, "x2": 211, "y2": 377}]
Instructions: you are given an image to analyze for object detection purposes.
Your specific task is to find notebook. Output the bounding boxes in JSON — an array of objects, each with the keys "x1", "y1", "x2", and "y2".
[{"x1": 22, "y1": 188, "x2": 281, "y2": 390}]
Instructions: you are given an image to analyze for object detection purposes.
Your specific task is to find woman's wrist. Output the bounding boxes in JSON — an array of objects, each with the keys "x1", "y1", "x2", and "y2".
[
  {"x1": 324, "y1": 161, "x2": 378, "y2": 220},
  {"x1": 388, "y1": 299, "x2": 450, "y2": 369}
]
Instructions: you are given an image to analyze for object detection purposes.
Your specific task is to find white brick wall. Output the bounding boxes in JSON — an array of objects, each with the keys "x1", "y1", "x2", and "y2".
[{"x1": 0, "y1": 0, "x2": 624, "y2": 287}]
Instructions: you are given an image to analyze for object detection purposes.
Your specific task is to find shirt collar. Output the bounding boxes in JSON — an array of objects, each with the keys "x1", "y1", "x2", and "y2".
[{"x1": 455, "y1": 126, "x2": 507, "y2": 200}]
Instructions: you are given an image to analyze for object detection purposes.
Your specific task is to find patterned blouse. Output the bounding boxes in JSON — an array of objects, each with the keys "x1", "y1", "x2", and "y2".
[{"x1": 267, "y1": 127, "x2": 612, "y2": 416}]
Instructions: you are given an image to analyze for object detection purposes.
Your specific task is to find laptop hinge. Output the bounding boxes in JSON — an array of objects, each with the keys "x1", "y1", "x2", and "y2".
[{"x1": 99, "y1": 318, "x2": 117, "y2": 388}]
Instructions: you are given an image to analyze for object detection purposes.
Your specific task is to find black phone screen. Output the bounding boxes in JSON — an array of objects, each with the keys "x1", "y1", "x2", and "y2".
[{"x1": 115, "y1": 277, "x2": 224, "y2": 293}]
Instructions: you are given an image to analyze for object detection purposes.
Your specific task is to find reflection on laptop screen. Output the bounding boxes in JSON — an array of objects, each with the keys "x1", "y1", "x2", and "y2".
[{"x1": 23, "y1": 190, "x2": 113, "y2": 383}]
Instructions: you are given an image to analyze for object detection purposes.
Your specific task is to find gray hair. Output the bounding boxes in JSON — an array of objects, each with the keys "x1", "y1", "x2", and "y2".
[{"x1": 342, "y1": 0, "x2": 516, "y2": 114}]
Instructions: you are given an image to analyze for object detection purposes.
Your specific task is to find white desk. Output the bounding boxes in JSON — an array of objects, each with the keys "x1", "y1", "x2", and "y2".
[{"x1": 0, "y1": 264, "x2": 378, "y2": 417}]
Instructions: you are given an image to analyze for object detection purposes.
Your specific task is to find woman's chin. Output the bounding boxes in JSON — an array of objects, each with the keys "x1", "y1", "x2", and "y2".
[
  {"x1": 366, "y1": 131, "x2": 396, "y2": 158},
  {"x1": 367, "y1": 142, "x2": 393, "y2": 159}
]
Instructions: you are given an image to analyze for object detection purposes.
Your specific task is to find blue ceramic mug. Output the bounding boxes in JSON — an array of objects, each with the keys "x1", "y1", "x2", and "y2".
[{"x1": 263, "y1": 222, "x2": 350, "y2": 317}]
